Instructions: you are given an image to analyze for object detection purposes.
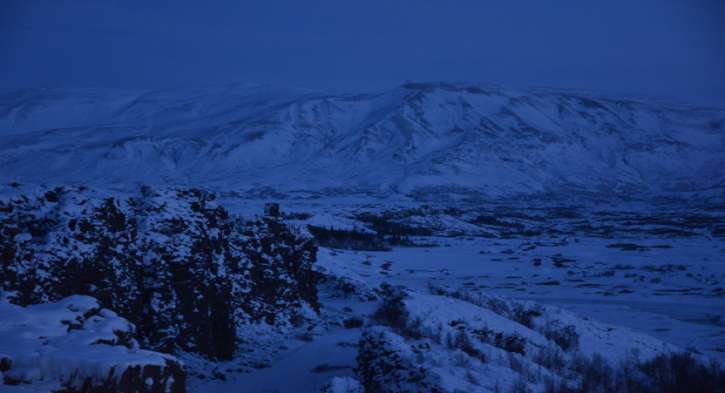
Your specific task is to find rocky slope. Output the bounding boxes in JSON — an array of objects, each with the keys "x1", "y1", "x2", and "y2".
[{"x1": 1, "y1": 82, "x2": 723, "y2": 200}]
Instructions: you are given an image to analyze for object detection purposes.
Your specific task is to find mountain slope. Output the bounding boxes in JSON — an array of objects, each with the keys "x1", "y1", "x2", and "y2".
[{"x1": 1, "y1": 82, "x2": 723, "y2": 200}]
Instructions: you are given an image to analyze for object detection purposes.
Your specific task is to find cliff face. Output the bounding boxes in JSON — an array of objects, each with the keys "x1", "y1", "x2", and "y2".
[{"x1": 0, "y1": 186, "x2": 319, "y2": 360}]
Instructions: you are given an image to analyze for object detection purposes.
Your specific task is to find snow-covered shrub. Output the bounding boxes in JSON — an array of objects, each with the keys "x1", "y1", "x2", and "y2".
[
  {"x1": 533, "y1": 347, "x2": 567, "y2": 373},
  {"x1": 450, "y1": 328, "x2": 487, "y2": 362},
  {"x1": 372, "y1": 284, "x2": 410, "y2": 331},
  {"x1": 540, "y1": 321, "x2": 580, "y2": 352},
  {"x1": 471, "y1": 327, "x2": 526, "y2": 355},
  {"x1": 356, "y1": 328, "x2": 443, "y2": 393},
  {"x1": 511, "y1": 304, "x2": 544, "y2": 329},
  {"x1": 0, "y1": 187, "x2": 319, "y2": 360},
  {"x1": 0, "y1": 295, "x2": 185, "y2": 393}
]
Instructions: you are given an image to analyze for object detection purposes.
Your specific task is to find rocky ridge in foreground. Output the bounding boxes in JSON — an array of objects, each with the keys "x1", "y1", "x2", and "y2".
[{"x1": 0, "y1": 186, "x2": 319, "y2": 361}]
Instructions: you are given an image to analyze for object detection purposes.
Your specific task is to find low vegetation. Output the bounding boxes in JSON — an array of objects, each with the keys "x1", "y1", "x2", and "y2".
[{"x1": 542, "y1": 352, "x2": 725, "y2": 393}]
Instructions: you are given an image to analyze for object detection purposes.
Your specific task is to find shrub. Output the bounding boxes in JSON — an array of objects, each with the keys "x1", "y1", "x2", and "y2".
[
  {"x1": 472, "y1": 327, "x2": 526, "y2": 355},
  {"x1": 307, "y1": 225, "x2": 391, "y2": 251},
  {"x1": 534, "y1": 346, "x2": 566, "y2": 373},
  {"x1": 512, "y1": 304, "x2": 543, "y2": 328},
  {"x1": 499, "y1": 333, "x2": 527, "y2": 355},
  {"x1": 355, "y1": 213, "x2": 433, "y2": 237},
  {"x1": 637, "y1": 352, "x2": 725, "y2": 393},
  {"x1": 373, "y1": 284, "x2": 410, "y2": 331},
  {"x1": 540, "y1": 321, "x2": 580, "y2": 352},
  {"x1": 355, "y1": 329, "x2": 443, "y2": 393},
  {"x1": 557, "y1": 351, "x2": 725, "y2": 393},
  {"x1": 573, "y1": 353, "x2": 616, "y2": 393},
  {"x1": 296, "y1": 331, "x2": 315, "y2": 342},
  {"x1": 453, "y1": 329, "x2": 486, "y2": 362},
  {"x1": 403, "y1": 316, "x2": 425, "y2": 339}
]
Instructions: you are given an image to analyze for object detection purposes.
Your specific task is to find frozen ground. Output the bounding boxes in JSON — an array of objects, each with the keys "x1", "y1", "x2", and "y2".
[{"x1": 187, "y1": 199, "x2": 725, "y2": 392}]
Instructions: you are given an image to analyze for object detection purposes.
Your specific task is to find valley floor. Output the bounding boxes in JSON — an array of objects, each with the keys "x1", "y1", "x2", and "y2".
[{"x1": 189, "y1": 210, "x2": 725, "y2": 392}]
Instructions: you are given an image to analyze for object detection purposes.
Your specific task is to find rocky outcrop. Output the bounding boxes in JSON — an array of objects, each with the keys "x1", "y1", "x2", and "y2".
[{"x1": 0, "y1": 186, "x2": 319, "y2": 360}]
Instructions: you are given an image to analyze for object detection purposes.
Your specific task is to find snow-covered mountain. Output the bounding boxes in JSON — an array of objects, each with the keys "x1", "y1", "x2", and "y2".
[{"x1": 1, "y1": 82, "x2": 723, "y2": 200}]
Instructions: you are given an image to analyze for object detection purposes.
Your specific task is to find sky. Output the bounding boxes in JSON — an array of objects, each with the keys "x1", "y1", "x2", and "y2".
[{"x1": 1, "y1": 0, "x2": 724, "y2": 106}]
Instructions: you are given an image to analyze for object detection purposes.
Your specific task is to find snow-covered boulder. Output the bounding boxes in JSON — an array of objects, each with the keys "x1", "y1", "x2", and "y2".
[{"x1": 0, "y1": 295, "x2": 185, "y2": 393}]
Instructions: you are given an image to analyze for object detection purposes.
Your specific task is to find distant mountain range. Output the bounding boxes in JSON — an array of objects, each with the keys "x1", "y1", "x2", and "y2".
[{"x1": 1, "y1": 82, "x2": 723, "y2": 201}]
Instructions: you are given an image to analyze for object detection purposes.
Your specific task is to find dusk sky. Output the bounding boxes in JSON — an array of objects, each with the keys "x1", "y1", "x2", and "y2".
[{"x1": 2, "y1": 0, "x2": 724, "y2": 106}]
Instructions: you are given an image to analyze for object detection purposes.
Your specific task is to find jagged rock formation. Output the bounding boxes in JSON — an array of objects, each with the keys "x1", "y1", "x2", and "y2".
[{"x1": 0, "y1": 186, "x2": 319, "y2": 360}]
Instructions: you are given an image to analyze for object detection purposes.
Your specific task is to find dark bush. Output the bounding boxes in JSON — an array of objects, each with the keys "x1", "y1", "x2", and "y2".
[
  {"x1": 453, "y1": 329, "x2": 486, "y2": 362},
  {"x1": 541, "y1": 323, "x2": 580, "y2": 352},
  {"x1": 511, "y1": 304, "x2": 543, "y2": 328},
  {"x1": 472, "y1": 327, "x2": 526, "y2": 355},
  {"x1": 552, "y1": 351, "x2": 725, "y2": 393},
  {"x1": 534, "y1": 347, "x2": 566, "y2": 373},
  {"x1": 307, "y1": 225, "x2": 391, "y2": 251},
  {"x1": 355, "y1": 213, "x2": 433, "y2": 236},
  {"x1": 373, "y1": 284, "x2": 409, "y2": 330},
  {"x1": 637, "y1": 352, "x2": 725, "y2": 393},
  {"x1": 356, "y1": 329, "x2": 443, "y2": 393},
  {"x1": 344, "y1": 317, "x2": 365, "y2": 329}
]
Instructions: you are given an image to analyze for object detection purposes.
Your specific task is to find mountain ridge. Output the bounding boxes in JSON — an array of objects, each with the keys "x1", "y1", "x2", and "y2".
[{"x1": 1, "y1": 82, "x2": 723, "y2": 201}]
